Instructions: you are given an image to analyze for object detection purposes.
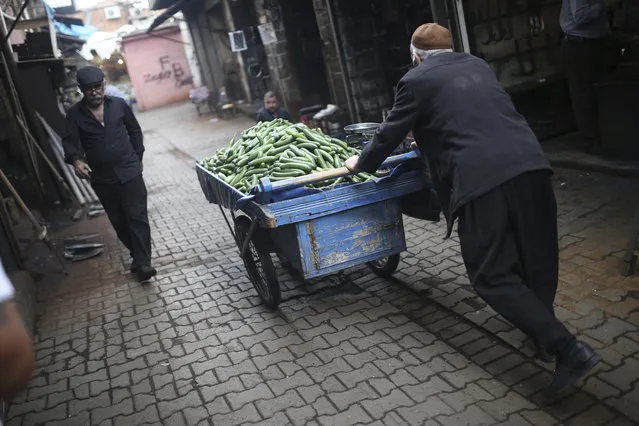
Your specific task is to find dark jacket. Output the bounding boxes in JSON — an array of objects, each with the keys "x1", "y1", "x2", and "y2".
[
  {"x1": 256, "y1": 106, "x2": 291, "y2": 122},
  {"x1": 63, "y1": 96, "x2": 144, "y2": 184},
  {"x1": 357, "y1": 52, "x2": 551, "y2": 236}
]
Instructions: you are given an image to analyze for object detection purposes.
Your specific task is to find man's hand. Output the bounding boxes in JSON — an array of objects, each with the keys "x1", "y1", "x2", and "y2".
[
  {"x1": 344, "y1": 155, "x2": 360, "y2": 173},
  {"x1": 74, "y1": 160, "x2": 91, "y2": 179}
]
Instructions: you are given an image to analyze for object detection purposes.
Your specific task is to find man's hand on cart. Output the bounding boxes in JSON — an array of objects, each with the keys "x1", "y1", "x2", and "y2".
[{"x1": 344, "y1": 155, "x2": 360, "y2": 173}]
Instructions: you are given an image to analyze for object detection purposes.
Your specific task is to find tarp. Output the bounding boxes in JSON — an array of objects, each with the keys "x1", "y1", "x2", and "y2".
[
  {"x1": 53, "y1": 20, "x2": 97, "y2": 40},
  {"x1": 43, "y1": 0, "x2": 97, "y2": 40}
]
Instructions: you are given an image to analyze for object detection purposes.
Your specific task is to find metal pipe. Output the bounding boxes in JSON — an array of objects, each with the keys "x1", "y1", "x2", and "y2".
[
  {"x1": 0, "y1": 168, "x2": 67, "y2": 274},
  {"x1": 79, "y1": 178, "x2": 97, "y2": 204},
  {"x1": 15, "y1": 114, "x2": 76, "y2": 203},
  {"x1": 82, "y1": 178, "x2": 99, "y2": 203},
  {"x1": 325, "y1": 0, "x2": 357, "y2": 123},
  {"x1": 38, "y1": 115, "x2": 87, "y2": 205},
  {"x1": 0, "y1": 22, "x2": 43, "y2": 195},
  {"x1": 2, "y1": 0, "x2": 30, "y2": 44},
  {"x1": 37, "y1": 116, "x2": 95, "y2": 203},
  {"x1": 50, "y1": 137, "x2": 86, "y2": 205},
  {"x1": 74, "y1": 169, "x2": 92, "y2": 201}
]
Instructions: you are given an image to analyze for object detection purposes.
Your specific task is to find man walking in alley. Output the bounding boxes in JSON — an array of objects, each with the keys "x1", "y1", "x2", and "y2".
[
  {"x1": 561, "y1": 0, "x2": 620, "y2": 154},
  {"x1": 256, "y1": 91, "x2": 291, "y2": 122},
  {"x1": 344, "y1": 23, "x2": 601, "y2": 397},
  {"x1": 63, "y1": 66, "x2": 156, "y2": 282}
]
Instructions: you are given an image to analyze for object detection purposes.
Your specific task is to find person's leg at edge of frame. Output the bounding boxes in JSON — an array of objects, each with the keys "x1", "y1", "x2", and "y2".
[
  {"x1": 457, "y1": 178, "x2": 601, "y2": 397},
  {"x1": 562, "y1": 38, "x2": 605, "y2": 154}
]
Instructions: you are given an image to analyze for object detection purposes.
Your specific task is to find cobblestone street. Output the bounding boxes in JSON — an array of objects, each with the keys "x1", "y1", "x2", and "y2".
[{"x1": 6, "y1": 102, "x2": 639, "y2": 426}]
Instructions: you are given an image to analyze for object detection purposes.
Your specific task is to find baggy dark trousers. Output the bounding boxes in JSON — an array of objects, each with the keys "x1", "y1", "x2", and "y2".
[
  {"x1": 562, "y1": 37, "x2": 608, "y2": 149},
  {"x1": 92, "y1": 175, "x2": 152, "y2": 268},
  {"x1": 457, "y1": 170, "x2": 575, "y2": 354}
]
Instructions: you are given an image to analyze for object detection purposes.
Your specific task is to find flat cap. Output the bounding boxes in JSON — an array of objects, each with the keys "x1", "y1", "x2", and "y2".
[
  {"x1": 77, "y1": 66, "x2": 104, "y2": 87},
  {"x1": 411, "y1": 23, "x2": 452, "y2": 51}
]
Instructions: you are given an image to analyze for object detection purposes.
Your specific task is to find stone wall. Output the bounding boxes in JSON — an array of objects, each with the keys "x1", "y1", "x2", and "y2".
[
  {"x1": 311, "y1": 0, "x2": 349, "y2": 117},
  {"x1": 331, "y1": 0, "x2": 392, "y2": 122},
  {"x1": 254, "y1": 0, "x2": 303, "y2": 117}
]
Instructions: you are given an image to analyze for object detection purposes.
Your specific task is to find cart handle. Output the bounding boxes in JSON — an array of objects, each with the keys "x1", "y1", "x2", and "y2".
[{"x1": 258, "y1": 150, "x2": 420, "y2": 194}]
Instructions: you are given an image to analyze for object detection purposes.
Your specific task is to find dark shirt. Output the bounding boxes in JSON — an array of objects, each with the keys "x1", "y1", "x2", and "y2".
[
  {"x1": 256, "y1": 106, "x2": 291, "y2": 122},
  {"x1": 560, "y1": 0, "x2": 610, "y2": 39},
  {"x1": 63, "y1": 96, "x2": 144, "y2": 184},
  {"x1": 357, "y1": 52, "x2": 551, "y2": 237}
]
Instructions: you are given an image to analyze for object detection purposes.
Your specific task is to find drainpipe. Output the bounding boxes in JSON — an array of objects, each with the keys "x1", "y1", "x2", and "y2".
[
  {"x1": 221, "y1": 0, "x2": 252, "y2": 104},
  {"x1": 325, "y1": 0, "x2": 357, "y2": 123}
]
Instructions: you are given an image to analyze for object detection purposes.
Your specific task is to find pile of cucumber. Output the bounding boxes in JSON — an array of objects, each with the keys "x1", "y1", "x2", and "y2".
[{"x1": 201, "y1": 119, "x2": 382, "y2": 194}]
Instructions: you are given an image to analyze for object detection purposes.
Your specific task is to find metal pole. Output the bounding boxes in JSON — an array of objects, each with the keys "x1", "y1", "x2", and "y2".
[
  {"x1": 49, "y1": 136, "x2": 86, "y2": 205},
  {"x1": 37, "y1": 114, "x2": 87, "y2": 205},
  {"x1": 78, "y1": 178, "x2": 96, "y2": 203},
  {"x1": 2, "y1": 0, "x2": 30, "y2": 44},
  {"x1": 50, "y1": 134, "x2": 92, "y2": 204},
  {"x1": 0, "y1": 168, "x2": 67, "y2": 273},
  {"x1": 325, "y1": 0, "x2": 357, "y2": 123},
  {"x1": 0, "y1": 24, "x2": 43, "y2": 195},
  {"x1": 221, "y1": 0, "x2": 252, "y2": 104},
  {"x1": 14, "y1": 113, "x2": 76, "y2": 203}
]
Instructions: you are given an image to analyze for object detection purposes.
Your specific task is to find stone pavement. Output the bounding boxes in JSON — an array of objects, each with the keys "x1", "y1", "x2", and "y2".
[{"x1": 5, "y1": 102, "x2": 639, "y2": 426}]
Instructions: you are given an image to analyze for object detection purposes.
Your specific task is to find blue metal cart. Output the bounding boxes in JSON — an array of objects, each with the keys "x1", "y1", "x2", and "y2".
[{"x1": 196, "y1": 150, "x2": 428, "y2": 309}]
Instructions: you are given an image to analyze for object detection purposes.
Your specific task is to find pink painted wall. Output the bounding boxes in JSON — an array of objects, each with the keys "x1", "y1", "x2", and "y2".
[{"x1": 121, "y1": 27, "x2": 193, "y2": 111}]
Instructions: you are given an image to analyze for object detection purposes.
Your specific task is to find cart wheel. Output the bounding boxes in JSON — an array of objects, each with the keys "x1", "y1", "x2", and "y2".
[
  {"x1": 235, "y1": 216, "x2": 281, "y2": 309},
  {"x1": 367, "y1": 254, "x2": 400, "y2": 278}
]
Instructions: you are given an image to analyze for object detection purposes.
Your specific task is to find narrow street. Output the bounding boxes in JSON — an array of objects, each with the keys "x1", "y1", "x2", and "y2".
[{"x1": 6, "y1": 102, "x2": 639, "y2": 426}]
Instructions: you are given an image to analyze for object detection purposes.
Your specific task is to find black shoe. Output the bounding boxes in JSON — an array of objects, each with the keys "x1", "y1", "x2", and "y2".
[
  {"x1": 130, "y1": 263, "x2": 138, "y2": 273},
  {"x1": 544, "y1": 340, "x2": 601, "y2": 398},
  {"x1": 136, "y1": 265, "x2": 157, "y2": 282},
  {"x1": 534, "y1": 340, "x2": 554, "y2": 363}
]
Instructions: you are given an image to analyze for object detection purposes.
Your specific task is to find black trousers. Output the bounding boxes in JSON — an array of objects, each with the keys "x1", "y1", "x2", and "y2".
[
  {"x1": 92, "y1": 175, "x2": 152, "y2": 268},
  {"x1": 458, "y1": 171, "x2": 574, "y2": 355},
  {"x1": 562, "y1": 37, "x2": 608, "y2": 149}
]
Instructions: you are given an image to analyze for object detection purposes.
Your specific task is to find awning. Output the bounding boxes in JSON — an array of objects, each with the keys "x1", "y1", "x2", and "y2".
[
  {"x1": 148, "y1": 0, "x2": 221, "y2": 33},
  {"x1": 147, "y1": 0, "x2": 188, "y2": 33},
  {"x1": 150, "y1": 0, "x2": 180, "y2": 10}
]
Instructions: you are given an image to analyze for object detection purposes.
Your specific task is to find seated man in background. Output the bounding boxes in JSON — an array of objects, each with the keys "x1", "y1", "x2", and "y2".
[
  {"x1": 256, "y1": 91, "x2": 291, "y2": 122},
  {"x1": 0, "y1": 261, "x2": 34, "y2": 403}
]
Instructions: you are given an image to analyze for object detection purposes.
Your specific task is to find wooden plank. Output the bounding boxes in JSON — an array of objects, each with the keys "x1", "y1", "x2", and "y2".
[{"x1": 13, "y1": 18, "x2": 49, "y2": 30}]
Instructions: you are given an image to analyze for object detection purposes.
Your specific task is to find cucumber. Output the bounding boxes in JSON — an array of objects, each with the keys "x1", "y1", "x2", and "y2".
[
  {"x1": 272, "y1": 169, "x2": 305, "y2": 178},
  {"x1": 273, "y1": 135, "x2": 294, "y2": 148},
  {"x1": 281, "y1": 161, "x2": 314, "y2": 173},
  {"x1": 297, "y1": 142, "x2": 318, "y2": 151},
  {"x1": 248, "y1": 156, "x2": 277, "y2": 167}
]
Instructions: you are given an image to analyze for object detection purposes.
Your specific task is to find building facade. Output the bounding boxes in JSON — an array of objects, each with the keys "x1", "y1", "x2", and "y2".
[{"x1": 121, "y1": 25, "x2": 193, "y2": 110}]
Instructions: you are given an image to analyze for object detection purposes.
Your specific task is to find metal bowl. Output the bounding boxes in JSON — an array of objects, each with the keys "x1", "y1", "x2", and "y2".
[{"x1": 344, "y1": 122, "x2": 381, "y2": 137}]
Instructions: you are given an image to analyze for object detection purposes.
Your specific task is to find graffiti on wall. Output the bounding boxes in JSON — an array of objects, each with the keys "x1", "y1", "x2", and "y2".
[{"x1": 143, "y1": 55, "x2": 193, "y2": 87}]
